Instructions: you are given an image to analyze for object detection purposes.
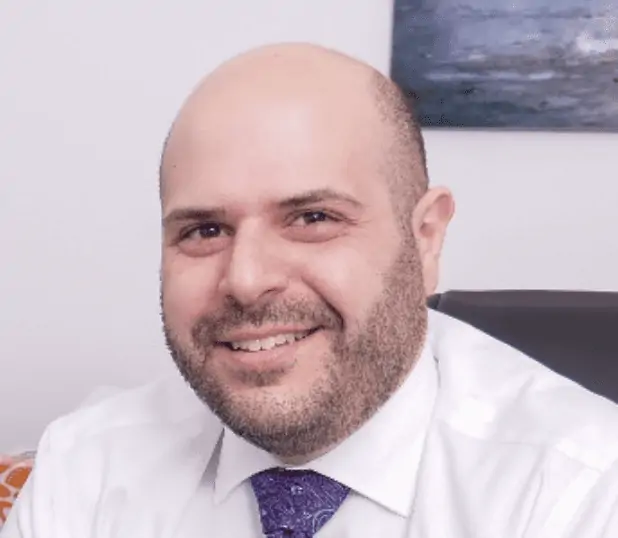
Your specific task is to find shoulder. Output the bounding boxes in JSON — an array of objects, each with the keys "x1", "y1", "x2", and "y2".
[
  {"x1": 6, "y1": 376, "x2": 222, "y2": 534},
  {"x1": 430, "y1": 310, "x2": 618, "y2": 472},
  {"x1": 43, "y1": 374, "x2": 222, "y2": 457},
  {"x1": 35, "y1": 373, "x2": 223, "y2": 499},
  {"x1": 44, "y1": 375, "x2": 209, "y2": 446}
]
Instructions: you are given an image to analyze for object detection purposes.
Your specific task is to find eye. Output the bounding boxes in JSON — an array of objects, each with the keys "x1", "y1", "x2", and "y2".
[
  {"x1": 293, "y1": 210, "x2": 335, "y2": 226},
  {"x1": 180, "y1": 222, "x2": 224, "y2": 241},
  {"x1": 174, "y1": 222, "x2": 231, "y2": 257},
  {"x1": 285, "y1": 210, "x2": 345, "y2": 243}
]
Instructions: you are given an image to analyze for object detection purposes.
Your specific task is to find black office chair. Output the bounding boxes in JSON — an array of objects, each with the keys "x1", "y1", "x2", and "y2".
[{"x1": 428, "y1": 290, "x2": 618, "y2": 403}]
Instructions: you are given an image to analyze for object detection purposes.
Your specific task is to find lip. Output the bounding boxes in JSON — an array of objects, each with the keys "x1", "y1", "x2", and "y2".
[
  {"x1": 215, "y1": 328, "x2": 322, "y2": 374},
  {"x1": 217, "y1": 325, "x2": 319, "y2": 344}
]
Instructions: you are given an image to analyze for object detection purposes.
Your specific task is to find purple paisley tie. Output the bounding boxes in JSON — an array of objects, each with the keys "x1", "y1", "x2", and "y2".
[{"x1": 250, "y1": 468, "x2": 351, "y2": 537}]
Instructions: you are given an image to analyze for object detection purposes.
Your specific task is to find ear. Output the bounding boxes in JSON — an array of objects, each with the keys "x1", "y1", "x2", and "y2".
[{"x1": 411, "y1": 187, "x2": 455, "y2": 295}]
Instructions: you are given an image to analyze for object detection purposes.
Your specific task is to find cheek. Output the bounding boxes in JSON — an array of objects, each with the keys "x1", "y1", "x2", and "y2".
[
  {"x1": 301, "y1": 240, "x2": 393, "y2": 326},
  {"x1": 161, "y1": 255, "x2": 219, "y2": 329}
]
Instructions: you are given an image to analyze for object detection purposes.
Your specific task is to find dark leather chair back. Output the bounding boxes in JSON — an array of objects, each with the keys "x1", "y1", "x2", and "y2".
[{"x1": 428, "y1": 290, "x2": 618, "y2": 403}]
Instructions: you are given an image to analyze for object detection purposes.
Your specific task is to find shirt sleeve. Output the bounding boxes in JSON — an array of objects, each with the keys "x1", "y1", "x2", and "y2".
[{"x1": 562, "y1": 460, "x2": 618, "y2": 538}]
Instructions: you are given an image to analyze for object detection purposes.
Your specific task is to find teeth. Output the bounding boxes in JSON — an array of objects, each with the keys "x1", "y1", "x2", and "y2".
[{"x1": 229, "y1": 330, "x2": 311, "y2": 352}]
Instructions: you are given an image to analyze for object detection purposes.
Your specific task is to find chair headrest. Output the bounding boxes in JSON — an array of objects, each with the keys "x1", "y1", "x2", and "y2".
[{"x1": 428, "y1": 290, "x2": 618, "y2": 403}]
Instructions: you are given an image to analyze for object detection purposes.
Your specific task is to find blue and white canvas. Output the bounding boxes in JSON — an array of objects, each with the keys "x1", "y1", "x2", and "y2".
[{"x1": 390, "y1": 0, "x2": 618, "y2": 130}]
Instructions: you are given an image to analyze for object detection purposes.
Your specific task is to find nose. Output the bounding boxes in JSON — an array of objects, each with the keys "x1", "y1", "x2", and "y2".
[{"x1": 217, "y1": 226, "x2": 290, "y2": 307}]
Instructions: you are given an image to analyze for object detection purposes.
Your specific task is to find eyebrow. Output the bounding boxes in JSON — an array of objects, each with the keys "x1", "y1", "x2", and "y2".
[
  {"x1": 277, "y1": 188, "x2": 363, "y2": 210},
  {"x1": 162, "y1": 188, "x2": 363, "y2": 228},
  {"x1": 162, "y1": 207, "x2": 226, "y2": 228}
]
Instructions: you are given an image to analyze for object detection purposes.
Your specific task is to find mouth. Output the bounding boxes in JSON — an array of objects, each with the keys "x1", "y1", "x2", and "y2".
[{"x1": 218, "y1": 327, "x2": 321, "y2": 353}]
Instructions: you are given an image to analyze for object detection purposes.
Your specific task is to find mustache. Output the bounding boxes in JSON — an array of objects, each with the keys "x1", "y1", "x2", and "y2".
[{"x1": 190, "y1": 296, "x2": 343, "y2": 347}]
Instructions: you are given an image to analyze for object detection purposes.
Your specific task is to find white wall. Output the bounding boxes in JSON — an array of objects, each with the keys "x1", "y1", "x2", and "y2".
[
  {"x1": 0, "y1": 0, "x2": 395, "y2": 452},
  {"x1": 1, "y1": 1, "x2": 616, "y2": 451},
  {"x1": 429, "y1": 129, "x2": 618, "y2": 292}
]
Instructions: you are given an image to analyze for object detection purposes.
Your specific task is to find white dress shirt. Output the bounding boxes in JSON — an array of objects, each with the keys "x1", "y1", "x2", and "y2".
[{"x1": 4, "y1": 310, "x2": 618, "y2": 537}]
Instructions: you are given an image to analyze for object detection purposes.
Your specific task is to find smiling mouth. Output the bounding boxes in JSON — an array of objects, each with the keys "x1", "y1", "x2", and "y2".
[{"x1": 219, "y1": 327, "x2": 321, "y2": 353}]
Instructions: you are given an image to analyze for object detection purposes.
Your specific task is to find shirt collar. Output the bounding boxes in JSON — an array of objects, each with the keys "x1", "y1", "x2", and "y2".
[{"x1": 214, "y1": 327, "x2": 439, "y2": 517}]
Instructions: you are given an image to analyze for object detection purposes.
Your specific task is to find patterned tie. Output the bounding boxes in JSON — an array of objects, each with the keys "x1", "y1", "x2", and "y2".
[{"x1": 250, "y1": 468, "x2": 351, "y2": 537}]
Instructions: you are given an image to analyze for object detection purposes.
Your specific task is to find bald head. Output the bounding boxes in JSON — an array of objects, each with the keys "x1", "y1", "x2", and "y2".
[
  {"x1": 159, "y1": 44, "x2": 454, "y2": 461},
  {"x1": 160, "y1": 43, "x2": 427, "y2": 219}
]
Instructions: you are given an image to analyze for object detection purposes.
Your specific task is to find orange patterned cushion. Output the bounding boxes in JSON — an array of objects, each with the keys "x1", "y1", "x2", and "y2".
[{"x1": 0, "y1": 454, "x2": 34, "y2": 528}]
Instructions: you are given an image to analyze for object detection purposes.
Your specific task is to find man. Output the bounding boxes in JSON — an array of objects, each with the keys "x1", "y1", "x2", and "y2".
[{"x1": 4, "y1": 43, "x2": 618, "y2": 538}]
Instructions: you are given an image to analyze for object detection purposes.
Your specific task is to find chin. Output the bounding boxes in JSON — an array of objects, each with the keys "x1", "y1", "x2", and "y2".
[
  {"x1": 201, "y1": 372, "x2": 340, "y2": 454},
  {"x1": 220, "y1": 396, "x2": 338, "y2": 458}
]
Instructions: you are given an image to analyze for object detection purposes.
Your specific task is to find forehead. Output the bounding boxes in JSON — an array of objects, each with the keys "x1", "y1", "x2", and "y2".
[{"x1": 161, "y1": 87, "x2": 389, "y2": 212}]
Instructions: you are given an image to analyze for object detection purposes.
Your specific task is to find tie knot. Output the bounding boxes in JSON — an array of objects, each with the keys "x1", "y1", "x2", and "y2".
[{"x1": 250, "y1": 468, "x2": 350, "y2": 537}]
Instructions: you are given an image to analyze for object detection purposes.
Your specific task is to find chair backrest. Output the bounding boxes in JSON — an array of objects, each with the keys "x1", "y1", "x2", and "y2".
[{"x1": 428, "y1": 290, "x2": 618, "y2": 403}]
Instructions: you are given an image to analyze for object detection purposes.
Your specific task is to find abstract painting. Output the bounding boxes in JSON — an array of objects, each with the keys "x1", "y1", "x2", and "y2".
[{"x1": 390, "y1": 0, "x2": 618, "y2": 130}]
